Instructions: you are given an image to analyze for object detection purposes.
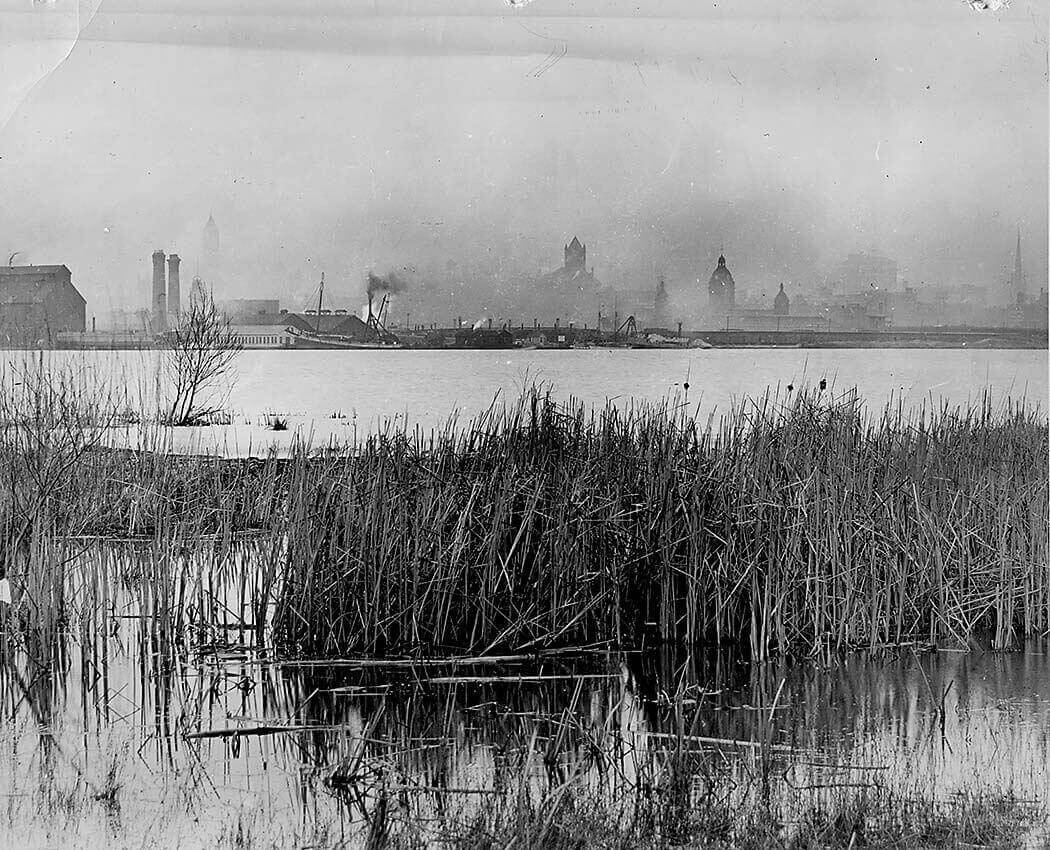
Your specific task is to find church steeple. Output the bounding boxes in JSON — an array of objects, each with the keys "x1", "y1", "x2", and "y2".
[
  {"x1": 1011, "y1": 227, "x2": 1025, "y2": 304},
  {"x1": 203, "y1": 213, "x2": 220, "y2": 257}
]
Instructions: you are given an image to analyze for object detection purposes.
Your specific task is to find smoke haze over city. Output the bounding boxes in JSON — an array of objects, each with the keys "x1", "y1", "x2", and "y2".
[{"x1": 1, "y1": 0, "x2": 1046, "y2": 323}]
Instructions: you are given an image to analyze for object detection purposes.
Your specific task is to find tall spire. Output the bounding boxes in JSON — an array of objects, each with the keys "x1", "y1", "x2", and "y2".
[{"x1": 1012, "y1": 227, "x2": 1025, "y2": 303}]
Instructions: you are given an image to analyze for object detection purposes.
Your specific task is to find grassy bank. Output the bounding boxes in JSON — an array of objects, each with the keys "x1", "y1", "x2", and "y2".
[{"x1": 0, "y1": 374, "x2": 1046, "y2": 659}]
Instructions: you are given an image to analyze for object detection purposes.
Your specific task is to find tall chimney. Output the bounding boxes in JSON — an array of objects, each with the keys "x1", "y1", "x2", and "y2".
[
  {"x1": 167, "y1": 254, "x2": 181, "y2": 320},
  {"x1": 151, "y1": 249, "x2": 167, "y2": 332}
]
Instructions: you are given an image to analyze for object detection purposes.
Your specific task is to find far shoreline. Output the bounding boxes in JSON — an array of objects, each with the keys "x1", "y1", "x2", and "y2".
[{"x1": 34, "y1": 325, "x2": 1050, "y2": 352}]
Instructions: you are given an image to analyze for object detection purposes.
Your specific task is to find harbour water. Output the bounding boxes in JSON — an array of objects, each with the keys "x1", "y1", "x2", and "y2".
[{"x1": 10, "y1": 347, "x2": 1047, "y2": 452}]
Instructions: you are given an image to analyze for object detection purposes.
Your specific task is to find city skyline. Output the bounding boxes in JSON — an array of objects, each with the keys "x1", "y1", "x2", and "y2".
[{"x1": 0, "y1": 0, "x2": 1046, "y2": 319}]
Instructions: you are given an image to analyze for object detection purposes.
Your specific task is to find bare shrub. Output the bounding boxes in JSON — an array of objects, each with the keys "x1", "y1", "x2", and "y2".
[{"x1": 162, "y1": 285, "x2": 240, "y2": 426}]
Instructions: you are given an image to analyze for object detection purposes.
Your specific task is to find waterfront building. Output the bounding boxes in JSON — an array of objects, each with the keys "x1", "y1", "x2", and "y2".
[
  {"x1": 0, "y1": 264, "x2": 86, "y2": 345},
  {"x1": 229, "y1": 313, "x2": 312, "y2": 348}
]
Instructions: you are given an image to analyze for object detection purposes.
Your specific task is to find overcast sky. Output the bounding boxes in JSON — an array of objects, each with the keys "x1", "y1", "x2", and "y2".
[{"x1": 0, "y1": 0, "x2": 1046, "y2": 315}]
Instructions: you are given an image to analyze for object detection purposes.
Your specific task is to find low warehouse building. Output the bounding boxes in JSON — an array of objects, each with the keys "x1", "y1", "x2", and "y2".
[
  {"x1": 0, "y1": 265, "x2": 86, "y2": 346},
  {"x1": 229, "y1": 312, "x2": 313, "y2": 348}
]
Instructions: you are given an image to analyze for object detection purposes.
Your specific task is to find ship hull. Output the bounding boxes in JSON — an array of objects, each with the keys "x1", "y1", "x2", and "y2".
[{"x1": 287, "y1": 329, "x2": 401, "y2": 349}]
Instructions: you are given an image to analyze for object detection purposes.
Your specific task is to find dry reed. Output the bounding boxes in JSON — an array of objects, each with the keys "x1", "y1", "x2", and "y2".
[{"x1": 0, "y1": 376, "x2": 1045, "y2": 660}]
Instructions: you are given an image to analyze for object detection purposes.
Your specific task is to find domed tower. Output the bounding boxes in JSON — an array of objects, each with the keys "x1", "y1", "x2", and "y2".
[
  {"x1": 707, "y1": 254, "x2": 736, "y2": 313},
  {"x1": 773, "y1": 282, "x2": 790, "y2": 316}
]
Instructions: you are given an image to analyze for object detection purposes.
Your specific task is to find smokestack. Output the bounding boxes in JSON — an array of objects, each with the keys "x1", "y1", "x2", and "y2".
[
  {"x1": 167, "y1": 254, "x2": 181, "y2": 320},
  {"x1": 151, "y1": 249, "x2": 167, "y2": 332}
]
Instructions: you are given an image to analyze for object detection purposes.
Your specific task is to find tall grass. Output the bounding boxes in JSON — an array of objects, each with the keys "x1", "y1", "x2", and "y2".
[
  {"x1": 0, "y1": 374, "x2": 1045, "y2": 660},
  {"x1": 270, "y1": 387, "x2": 1047, "y2": 657}
]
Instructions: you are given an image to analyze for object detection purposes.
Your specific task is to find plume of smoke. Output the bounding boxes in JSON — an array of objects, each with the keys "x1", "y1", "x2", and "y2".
[{"x1": 366, "y1": 270, "x2": 409, "y2": 298}]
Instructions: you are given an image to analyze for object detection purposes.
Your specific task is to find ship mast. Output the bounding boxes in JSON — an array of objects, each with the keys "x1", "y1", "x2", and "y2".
[{"x1": 316, "y1": 272, "x2": 325, "y2": 332}]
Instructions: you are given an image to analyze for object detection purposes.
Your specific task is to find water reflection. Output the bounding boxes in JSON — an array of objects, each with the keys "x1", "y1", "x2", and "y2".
[{"x1": 1, "y1": 551, "x2": 1048, "y2": 846}]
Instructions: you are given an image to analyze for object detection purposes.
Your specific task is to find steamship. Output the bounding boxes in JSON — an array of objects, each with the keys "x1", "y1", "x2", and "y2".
[
  {"x1": 286, "y1": 326, "x2": 401, "y2": 350},
  {"x1": 290, "y1": 273, "x2": 402, "y2": 349}
]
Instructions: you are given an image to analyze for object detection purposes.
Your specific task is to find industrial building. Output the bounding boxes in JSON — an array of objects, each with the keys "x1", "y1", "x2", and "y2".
[
  {"x1": 229, "y1": 313, "x2": 313, "y2": 348},
  {"x1": 0, "y1": 265, "x2": 86, "y2": 346}
]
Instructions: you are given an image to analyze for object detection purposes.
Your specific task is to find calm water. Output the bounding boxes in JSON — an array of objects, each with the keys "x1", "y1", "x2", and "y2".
[
  {"x1": 9, "y1": 347, "x2": 1048, "y2": 451},
  {"x1": 1, "y1": 349, "x2": 1047, "y2": 847},
  {"x1": 3, "y1": 605, "x2": 1049, "y2": 847}
]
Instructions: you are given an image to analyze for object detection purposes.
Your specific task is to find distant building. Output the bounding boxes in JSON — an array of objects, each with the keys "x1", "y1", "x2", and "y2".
[
  {"x1": 1010, "y1": 228, "x2": 1026, "y2": 304},
  {"x1": 837, "y1": 251, "x2": 897, "y2": 292},
  {"x1": 102, "y1": 308, "x2": 151, "y2": 333},
  {"x1": 707, "y1": 254, "x2": 736, "y2": 315},
  {"x1": 228, "y1": 311, "x2": 380, "y2": 348},
  {"x1": 829, "y1": 293, "x2": 890, "y2": 330},
  {"x1": 1006, "y1": 288, "x2": 1047, "y2": 329},
  {"x1": 203, "y1": 214, "x2": 220, "y2": 259},
  {"x1": 529, "y1": 236, "x2": 610, "y2": 323},
  {"x1": 221, "y1": 299, "x2": 281, "y2": 322},
  {"x1": 451, "y1": 328, "x2": 515, "y2": 349},
  {"x1": 229, "y1": 313, "x2": 312, "y2": 348},
  {"x1": 730, "y1": 284, "x2": 826, "y2": 331},
  {"x1": 0, "y1": 265, "x2": 86, "y2": 346},
  {"x1": 727, "y1": 312, "x2": 827, "y2": 332},
  {"x1": 564, "y1": 236, "x2": 586, "y2": 272},
  {"x1": 773, "y1": 283, "x2": 790, "y2": 316},
  {"x1": 653, "y1": 277, "x2": 670, "y2": 327},
  {"x1": 723, "y1": 283, "x2": 832, "y2": 331}
]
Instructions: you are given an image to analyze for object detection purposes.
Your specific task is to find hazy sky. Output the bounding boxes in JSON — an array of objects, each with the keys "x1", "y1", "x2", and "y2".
[{"x1": 0, "y1": 0, "x2": 1046, "y2": 317}]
